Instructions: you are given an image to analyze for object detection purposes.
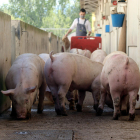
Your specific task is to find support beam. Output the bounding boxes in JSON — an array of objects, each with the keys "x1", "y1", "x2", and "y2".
[{"x1": 80, "y1": 0, "x2": 99, "y2": 13}]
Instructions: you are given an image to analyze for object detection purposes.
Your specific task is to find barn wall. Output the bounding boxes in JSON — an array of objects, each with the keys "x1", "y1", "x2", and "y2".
[
  {"x1": 95, "y1": 0, "x2": 140, "y2": 109},
  {"x1": 11, "y1": 20, "x2": 50, "y2": 57},
  {"x1": 0, "y1": 11, "x2": 11, "y2": 113}
]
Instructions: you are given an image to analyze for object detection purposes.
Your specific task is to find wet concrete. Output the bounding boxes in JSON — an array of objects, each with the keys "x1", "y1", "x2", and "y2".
[{"x1": 0, "y1": 92, "x2": 140, "y2": 140}]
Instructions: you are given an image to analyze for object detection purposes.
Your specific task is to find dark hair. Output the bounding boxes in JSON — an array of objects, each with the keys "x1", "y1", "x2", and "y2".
[{"x1": 80, "y1": 8, "x2": 86, "y2": 13}]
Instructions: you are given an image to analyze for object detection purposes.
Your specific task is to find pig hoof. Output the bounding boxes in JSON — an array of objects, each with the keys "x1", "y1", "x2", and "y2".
[
  {"x1": 96, "y1": 108, "x2": 103, "y2": 116},
  {"x1": 56, "y1": 112, "x2": 62, "y2": 115},
  {"x1": 121, "y1": 110, "x2": 128, "y2": 116},
  {"x1": 60, "y1": 107, "x2": 67, "y2": 116},
  {"x1": 129, "y1": 114, "x2": 135, "y2": 121},
  {"x1": 113, "y1": 114, "x2": 120, "y2": 120},
  {"x1": 27, "y1": 113, "x2": 31, "y2": 119},
  {"x1": 37, "y1": 109, "x2": 43, "y2": 114},
  {"x1": 75, "y1": 99, "x2": 78, "y2": 104},
  {"x1": 69, "y1": 102, "x2": 75, "y2": 110},
  {"x1": 113, "y1": 116, "x2": 118, "y2": 120},
  {"x1": 55, "y1": 109, "x2": 62, "y2": 115},
  {"x1": 76, "y1": 104, "x2": 82, "y2": 112},
  {"x1": 62, "y1": 113, "x2": 68, "y2": 116},
  {"x1": 94, "y1": 104, "x2": 98, "y2": 111},
  {"x1": 10, "y1": 112, "x2": 16, "y2": 117},
  {"x1": 69, "y1": 105, "x2": 75, "y2": 110}
]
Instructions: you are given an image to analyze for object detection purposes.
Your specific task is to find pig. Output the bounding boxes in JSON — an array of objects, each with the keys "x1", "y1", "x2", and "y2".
[
  {"x1": 39, "y1": 53, "x2": 78, "y2": 107},
  {"x1": 97, "y1": 52, "x2": 140, "y2": 120},
  {"x1": 103, "y1": 51, "x2": 127, "y2": 64},
  {"x1": 44, "y1": 52, "x2": 103, "y2": 116},
  {"x1": 103, "y1": 51, "x2": 128, "y2": 110},
  {"x1": 69, "y1": 48, "x2": 91, "y2": 109},
  {"x1": 90, "y1": 49, "x2": 111, "y2": 109},
  {"x1": 91, "y1": 51, "x2": 129, "y2": 110},
  {"x1": 84, "y1": 49, "x2": 91, "y2": 58},
  {"x1": 70, "y1": 48, "x2": 91, "y2": 58},
  {"x1": 90, "y1": 50, "x2": 107, "y2": 63},
  {"x1": 70, "y1": 48, "x2": 83, "y2": 55},
  {"x1": 39, "y1": 53, "x2": 50, "y2": 63},
  {"x1": 1, "y1": 54, "x2": 46, "y2": 119}
]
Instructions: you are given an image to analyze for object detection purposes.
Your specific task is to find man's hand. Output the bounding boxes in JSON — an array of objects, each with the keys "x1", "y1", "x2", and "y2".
[
  {"x1": 64, "y1": 34, "x2": 68, "y2": 39},
  {"x1": 87, "y1": 31, "x2": 91, "y2": 38},
  {"x1": 64, "y1": 29, "x2": 72, "y2": 39}
]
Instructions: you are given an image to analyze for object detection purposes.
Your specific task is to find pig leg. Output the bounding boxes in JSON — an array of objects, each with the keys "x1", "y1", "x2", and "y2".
[
  {"x1": 50, "y1": 87, "x2": 62, "y2": 115},
  {"x1": 92, "y1": 89, "x2": 100, "y2": 111},
  {"x1": 11, "y1": 103, "x2": 16, "y2": 117},
  {"x1": 66, "y1": 91, "x2": 75, "y2": 110},
  {"x1": 69, "y1": 90, "x2": 79, "y2": 110},
  {"x1": 128, "y1": 90, "x2": 137, "y2": 121},
  {"x1": 97, "y1": 91, "x2": 107, "y2": 116},
  {"x1": 74, "y1": 90, "x2": 79, "y2": 103},
  {"x1": 121, "y1": 94, "x2": 129, "y2": 116},
  {"x1": 111, "y1": 92, "x2": 121, "y2": 120},
  {"x1": 45, "y1": 91, "x2": 54, "y2": 103},
  {"x1": 26, "y1": 110, "x2": 31, "y2": 119},
  {"x1": 76, "y1": 91, "x2": 86, "y2": 112},
  {"x1": 58, "y1": 86, "x2": 68, "y2": 116},
  {"x1": 105, "y1": 94, "x2": 114, "y2": 109},
  {"x1": 53, "y1": 93, "x2": 61, "y2": 115},
  {"x1": 66, "y1": 90, "x2": 79, "y2": 110},
  {"x1": 38, "y1": 80, "x2": 46, "y2": 114},
  {"x1": 47, "y1": 86, "x2": 60, "y2": 115}
]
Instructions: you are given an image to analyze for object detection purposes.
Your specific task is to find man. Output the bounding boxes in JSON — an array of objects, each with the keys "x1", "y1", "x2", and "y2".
[{"x1": 64, "y1": 8, "x2": 92, "y2": 38}]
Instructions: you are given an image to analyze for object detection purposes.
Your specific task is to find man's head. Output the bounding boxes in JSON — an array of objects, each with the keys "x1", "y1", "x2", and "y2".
[{"x1": 79, "y1": 8, "x2": 86, "y2": 19}]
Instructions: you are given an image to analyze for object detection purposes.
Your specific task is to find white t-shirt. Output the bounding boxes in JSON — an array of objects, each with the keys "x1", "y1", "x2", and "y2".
[{"x1": 70, "y1": 18, "x2": 91, "y2": 32}]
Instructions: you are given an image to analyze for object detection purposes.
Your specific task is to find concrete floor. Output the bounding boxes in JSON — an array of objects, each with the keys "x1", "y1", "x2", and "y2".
[{"x1": 0, "y1": 93, "x2": 140, "y2": 140}]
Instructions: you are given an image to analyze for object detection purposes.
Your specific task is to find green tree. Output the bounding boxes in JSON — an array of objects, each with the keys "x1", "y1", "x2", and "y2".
[{"x1": 0, "y1": 0, "x2": 92, "y2": 37}]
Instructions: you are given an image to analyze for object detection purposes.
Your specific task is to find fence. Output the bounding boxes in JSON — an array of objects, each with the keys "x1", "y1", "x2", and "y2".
[
  {"x1": 0, "y1": 11, "x2": 64, "y2": 114},
  {"x1": 0, "y1": 11, "x2": 12, "y2": 113}
]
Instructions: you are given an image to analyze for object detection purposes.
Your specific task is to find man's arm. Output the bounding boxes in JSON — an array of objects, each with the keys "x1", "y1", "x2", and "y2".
[
  {"x1": 64, "y1": 19, "x2": 76, "y2": 38},
  {"x1": 88, "y1": 31, "x2": 92, "y2": 36},
  {"x1": 64, "y1": 29, "x2": 72, "y2": 38}
]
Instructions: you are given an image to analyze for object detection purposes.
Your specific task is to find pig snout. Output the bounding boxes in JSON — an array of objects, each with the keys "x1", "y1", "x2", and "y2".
[
  {"x1": 17, "y1": 113, "x2": 26, "y2": 119},
  {"x1": 16, "y1": 109, "x2": 30, "y2": 119}
]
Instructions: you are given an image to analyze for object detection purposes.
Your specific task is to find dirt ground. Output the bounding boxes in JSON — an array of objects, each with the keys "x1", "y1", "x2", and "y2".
[{"x1": 1, "y1": 93, "x2": 140, "y2": 140}]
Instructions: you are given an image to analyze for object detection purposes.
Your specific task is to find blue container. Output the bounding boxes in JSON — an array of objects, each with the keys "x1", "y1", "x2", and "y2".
[
  {"x1": 96, "y1": 34, "x2": 101, "y2": 37},
  {"x1": 105, "y1": 25, "x2": 110, "y2": 32},
  {"x1": 111, "y1": 14, "x2": 125, "y2": 27}
]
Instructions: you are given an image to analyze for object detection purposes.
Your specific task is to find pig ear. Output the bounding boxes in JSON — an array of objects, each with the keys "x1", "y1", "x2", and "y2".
[
  {"x1": 1, "y1": 89, "x2": 15, "y2": 96},
  {"x1": 25, "y1": 86, "x2": 37, "y2": 94}
]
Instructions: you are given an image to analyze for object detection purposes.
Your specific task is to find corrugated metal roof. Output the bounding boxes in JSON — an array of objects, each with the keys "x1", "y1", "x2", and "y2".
[{"x1": 80, "y1": 0, "x2": 99, "y2": 13}]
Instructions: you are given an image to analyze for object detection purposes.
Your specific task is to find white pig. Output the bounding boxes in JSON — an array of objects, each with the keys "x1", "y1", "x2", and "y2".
[
  {"x1": 44, "y1": 52, "x2": 103, "y2": 116},
  {"x1": 1, "y1": 54, "x2": 46, "y2": 119}
]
